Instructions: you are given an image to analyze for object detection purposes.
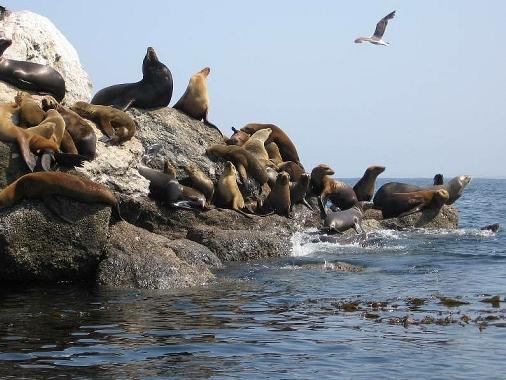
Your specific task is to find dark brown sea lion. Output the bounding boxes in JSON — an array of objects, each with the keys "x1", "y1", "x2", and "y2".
[
  {"x1": 278, "y1": 161, "x2": 304, "y2": 182},
  {"x1": 0, "y1": 171, "x2": 119, "y2": 223},
  {"x1": 173, "y1": 67, "x2": 222, "y2": 136},
  {"x1": 182, "y1": 164, "x2": 214, "y2": 204},
  {"x1": 92, "y1": 47, "x2": 172, "y2": 111},
  {"x1": 71, "y1": 102, "x2": 136, "y2": 144},
  {"x1": 374, "y1": 188, "x2": 449, "y2": 219},
  {"x1": 228, "y1": 123, "x2": 302, "y2": 166},
  {"x1": 0, "y1": 38, "x2": 66, "y2": 101},
  {"x1": 310, "y1": 164, "x2": 358, "y2": 213},
  {"x1": 214, "y1": 161, "x2": 253, "y2": 218},
  {"x1": 261, "y1": 172, "x2": 291, "y2": 217},
  {"x1": 433, "y1": 174, "x2": 444, "y2": 185},
  {"x1": 289, "y1": 172, "x2": 313, "y2": 211},
  {"x1": 353, "y1": 165, "x2": 385, "y2": 201}
]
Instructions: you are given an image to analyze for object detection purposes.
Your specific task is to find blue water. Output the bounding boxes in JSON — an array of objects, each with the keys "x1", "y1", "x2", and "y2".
[{"x1": 0, "y1": 179, "x2": 505, "y2": 379}]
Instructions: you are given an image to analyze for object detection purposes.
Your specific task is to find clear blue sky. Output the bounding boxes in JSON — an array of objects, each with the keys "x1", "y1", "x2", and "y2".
[{"x1": 7, "y1": 1, "x2": 506, "y2": 177}]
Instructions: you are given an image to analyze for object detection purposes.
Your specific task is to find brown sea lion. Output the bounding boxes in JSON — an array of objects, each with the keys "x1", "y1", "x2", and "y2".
[
  {"x1": 266, "y1": 142, "x2": 283, "y2": 165},
  {"x1": 163, "y1": 160, "x2": 177, "y2": 179},
  {"x1": 375, "y1": 188, "x2": 449, "y2": 219},
  {"x1": 173, "y1": 67, "x2": 222, "y2": 136},
  {"x1": 310, "y1": 164, "x2": 358, "y2": 213},
  {"x1": 228, "y1": 123, "x2": 302, "y2": 167},
  {"x1": 38, "y1": 109, "x2": 66, "y2": 148},
  {"x1": 242, "y1": 128, "x2": 271, "y2": 163},
  {"x1": 278, "y1": 161, "x2": 304, "y2": 182},
  {"x1": 70, "y1": 102, "x2": 136, "y2": 144},
  {"x1": 214, "y1": 161, "x2": 252, "y2": 218},
  {"x1": 353, "y1": 165, "x2": 386, "y2": 202},
  {"x1": 289, "y1": 173, "x2": 313, "y2": 211},
  {"x1": 0, "y1": 171, "x2": 119, "y2": 223},
  {"x1": 14, "y1": 91, "x2": 45, "y2": 127},
  {"x1": 182, "y1": 164, "x2": 214, "y2": 204},
  {"x1": 261, "y1": 171, "x2": 291, "y2": 217},
  {"x1": 60, "y1": 130, "x2": 79, "y2": 154}
]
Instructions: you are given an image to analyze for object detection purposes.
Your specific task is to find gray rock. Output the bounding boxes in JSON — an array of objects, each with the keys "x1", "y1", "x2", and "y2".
[
  {"x1": 0, "y1": 141, "x2": 28, "y2": 189},
  {"x1": 97, "y1": 221, "x2": 215, "y2": 289},
  {"x1": 0, "y1": 200, "x2": 111, "y2": 283},
  {"x1": 167, "y1": 239, "x2": 223, "y2": 269}
]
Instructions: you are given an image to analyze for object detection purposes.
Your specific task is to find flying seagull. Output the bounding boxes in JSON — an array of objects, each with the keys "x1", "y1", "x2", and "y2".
[{"x1": 354, "y1": 11, "x2": 396, "y2": 46}]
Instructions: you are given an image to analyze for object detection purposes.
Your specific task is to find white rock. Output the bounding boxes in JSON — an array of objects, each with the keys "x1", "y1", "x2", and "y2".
[{"x1": 0, "y1": 10, "x2": 92, "y2": 104}]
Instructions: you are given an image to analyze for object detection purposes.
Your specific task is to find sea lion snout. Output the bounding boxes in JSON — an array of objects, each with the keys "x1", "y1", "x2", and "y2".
[
  {"x1": 146, "y1": 47, "x2": 158, "y2": 61},
  {"x1": 200, "y1": 67, "x2": 211, "y2": 76}
]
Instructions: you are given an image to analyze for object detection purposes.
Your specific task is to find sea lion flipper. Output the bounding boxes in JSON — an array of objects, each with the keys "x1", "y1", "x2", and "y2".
[
  {"x1": 99, "y1": 118, "x2": 116, "y2": 139},
  {"x1": 38, "y1": 150, "x2": 55, "y2": 171},
  {"x1": 15, "y1": 133, "x2": 37, "y2": 171},
  {"x1": 301, "y1": 198, "x2": 314, "y2": 211},
  {"x1": 397, "y1": 206, "x2": 423, "y2": 219},
  {"x1": 204, "y1": 119, "x2": 224, "y2": 137},
  {"x1": 120, "y1": 99, "x2": 135, "y2": 112}
]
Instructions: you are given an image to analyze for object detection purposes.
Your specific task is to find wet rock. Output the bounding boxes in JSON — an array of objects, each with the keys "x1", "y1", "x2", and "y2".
[
  {"x1": 0, "y1": 200, "x2": 111, "y2": 283},
  {"x1": 97, "y1": 221, "x2": 214, "y2": 289},
  {"x1": 167, "y1": 239, "x2": 223, "y2": 269},
  {"x1": 0, "y1": 10, "x2": 92, "y2": 104}
]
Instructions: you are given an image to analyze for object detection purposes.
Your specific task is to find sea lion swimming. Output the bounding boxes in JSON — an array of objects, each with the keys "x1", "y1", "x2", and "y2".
[
  {"x1": 323, "y1": 205, "x2": 364, "y2": 234},
  {"x1": 0, "y1": 171, "x2": 119, "y2": 223},
  {"x1": 71, "y1": 102, "x2": 136, "y2": 144},
  {"x1": 0, "y1": 38, "x2": 66, "y2": 101},
  {"x1": 91, "y1": 47, "x2": 173, "y2": 111},
  {"x1": 353, "y1": 165, "x2": 385, "y2": 202},
  {"x1": 173, "y1": 67, "x2": 222, "y2": 137},
  {"x1": 374, "y1": 188, "x2": 449, "y2": 219}
]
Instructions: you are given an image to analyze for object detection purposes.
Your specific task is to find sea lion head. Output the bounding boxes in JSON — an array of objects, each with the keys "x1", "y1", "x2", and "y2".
[
  {"x1": 433, "y1": 174, "x2": 444, "y2": 185},
  {"x1": 277, "y1": 171, "x2": 290, "y2": 186},
  {"x1": 311, "y1": 164, "x2": 335, "y2": 179},
  {"x1": 250, "y1": 128, "x2": 272, "y2": 143},
  {"x1": 41, "y1": 96, "x2": 59, "y2": 111},
  {"x1": 199, "y1": 67, "x2": 211, "y2": 77},
  {"x1": 458, "y1": 175, "x2": 472, "y2": 187},
  {"x1": 145, "y1": 47, "x2": 158, "y2": 62},
  {"x1": 368, "y1": 165, "x2": 386, "y2": 175},
  {"x1": 224, "y1": 161, "x2": 237, "y2": 176},
  {"x1": 227, "y1": 128, "x2": 250, "y2": 146},
  {"x1": 435, "y1": 189, "x2": 450, "y2": 204},
  {"x1": 299, "y1": 173, "x2": 310, "y2": 188},
  {"x1": 143, "y1": 47, "x2": 171, "y2": 82}
]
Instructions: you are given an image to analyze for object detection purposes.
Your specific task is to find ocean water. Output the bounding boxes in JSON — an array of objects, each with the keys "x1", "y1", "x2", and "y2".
[{"x1": 0, "y1": 178, "x2": 504, "y2": 379}]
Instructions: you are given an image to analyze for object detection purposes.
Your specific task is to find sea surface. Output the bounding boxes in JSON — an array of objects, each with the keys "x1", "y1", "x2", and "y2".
[{"x1": 0, "y1": 178, "x2": 505, "y2": 379}]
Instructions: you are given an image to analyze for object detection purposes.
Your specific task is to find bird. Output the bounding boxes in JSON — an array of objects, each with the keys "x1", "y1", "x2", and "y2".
[{"x1": 354, "y1": 11, "x2": 396, "y2": 46}]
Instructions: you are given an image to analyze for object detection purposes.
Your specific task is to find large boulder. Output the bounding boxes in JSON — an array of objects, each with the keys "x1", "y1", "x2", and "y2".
[
  {"x1": 0, "y1": 199, "x2": 111, "y2": 283},
  {"x1": 97, "y1": 221, "x2": 215, "y2": 289},
  {"x1": 0, "y1": 9, "x2": 92, "y2": 104}
]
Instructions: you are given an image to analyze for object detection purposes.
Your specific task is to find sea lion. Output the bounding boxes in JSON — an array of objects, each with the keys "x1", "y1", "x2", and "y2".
[
  {"x1": 323, "y1": 205, "x2": 364, "y2": 234},
  {"x1": 481, "y1": 223, "x2": 500, "y2": 233},
  {"x1": 261, "y1": 171, "x2": 291, "y2": 217},
  {"x1": 310, "y1": 164, "x2": 358, "y2": 213},
  {"x1": 353, "y1": 165, "x2": 386, "y2": 201},
  {"x1": 71, "y1": 102, "x2": 136, "y2": 144},
  {"x1": 228, "y1": 123, "x2": 302, "y2": 166},
  {"x1": 91, "y1": 47, "x2": 173, "y2": 111},
  {"x1": 14, "y1": 92, "x2": 45, "y2": 127},
  {"x1": 173, "y1": 67, "x2": 222, "y2": 136},
  {"x1": 42, "y1": 96, "x2": 97, "y2": 161},
  {"x1": 0, "y1": 171, "x2": 119, "y2": 223},
  {"x1": 0, "y1": 39, "x2": 66, "y2": 101},
  {"x1": 433, "y1": 174, "x2": 444, "y2": 185},
  {"x1": 289, "y1": 172, "x2": 313, "y2": 211},
  {"x1": 374, "y1": 188, "x2": 449, "y2": 219},
  {"x1": 277, "y1": 161, "x2": 304, "y2": 182},
  {"x1": 206, "y1": 144, "x2": 268, "y2": 186},
  {"x1": 182, "y1": 164, "x2": 214, "y2": 204},
  {"x1": 163, "y1": 160, "x2": 177, "y2": 179},
  {"x1": 214, "y1": 161, "x2": 253, "y2": 218},
  {"x1": 434, "y1": 175, "x2": 471, "y2": 204},
  {"x1": 266, "y1": 142, "x2": 283, "y2": 165},
  {"x1": 37, "y1": 109, "x2": 66, "y2": 148},
  {"x1": 242, "y1": 128, "x2": 271, "y2": 163}
]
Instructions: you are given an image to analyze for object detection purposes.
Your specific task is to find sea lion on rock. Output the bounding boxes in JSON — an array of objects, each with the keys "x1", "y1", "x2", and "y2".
[
  {"x1": 433, "y1": 174, "x2": 444, "y2": 185},
  {"x1": 353, "y1": 165, "x2": 385, "y2": 201},
  {"x1": 228, "y1": 123, "x2": 302, "y2": 167},
  {"x1": 0, "y1": 39, "x2": 66, "y2": 101},
  {"x1": 214, "y1": 161, "x2": 253, "y2": 218},
  {"x1": 310, "y1": 164, "x2": 358, "y2": 213},
  {"x1": 173, "y1": 67, "x2": 222, "y2": 136},
  {"x1": 278, "y1": 161, "x2": 304, "y2": 182},
  {"x1": 266, "y1": 142, "x2": 283, "y2": 165},
  {"x1": 92, "y1": 47, "x2": 173, "y2": 111},
  {"x1": 323, "y1": 205, "x2": 364, "y2": 234},
  {"x1": 289, "y1": 172, "x2": 313, "y2": 211},
  {"x1": 242, "y1": 128, "x2": 271, "y2": 163},
  {"x1": 374, "y1": 188, "x2": 449, "y2": 219},
  {"x1": 14, "y1": 92, "x2": 45, "y2": 127},
  {"x1": 71, "y1": 102, "x2": 136, "y2": 144},
  {"x1": 261, "y1": 171, "x2": 291, "y2": 217},
  {"x1": 434, "y1": 175, "x2": 471, "y2": 204},
  {"x1": 163, "y1": 160, "x2": 177, "y2": 179},
  {"x1": 0, "y1": 171, "x2": 119, "y2": 223},
  {"x1": 182, "y1": 164, "x2": 214, "y2": 204},
  {"x1": 37, "y1": 109, "x2": 66, "y2": 148}
]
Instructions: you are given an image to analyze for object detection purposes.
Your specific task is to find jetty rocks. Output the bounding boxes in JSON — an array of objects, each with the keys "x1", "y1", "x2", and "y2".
[{"x1": 0, "y1": 10, "x2": 458, "y2": 289}]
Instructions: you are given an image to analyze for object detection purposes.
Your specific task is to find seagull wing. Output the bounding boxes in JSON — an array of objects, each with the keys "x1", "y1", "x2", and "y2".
[{"x1": 372, "y1": 10, "x2": 395, "y2": 39}]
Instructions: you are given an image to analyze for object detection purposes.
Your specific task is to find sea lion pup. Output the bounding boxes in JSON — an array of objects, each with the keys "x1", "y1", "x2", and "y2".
[
  {"x1": 433, "y1": 174, "x2": 444, "y2": 185},
  {"x1": 323, "y1": 205, "x2": 364, "y2": 234},
  {"x1": 0, "y1": 172, "x2": 119, "y2": 223},
  {"x1": 14, "y1": 92, "x2": 45, "y2": 127},
  {"x1": 228, "y1": 123, "x2": 302, "y2": 167},
  {"x1": 353, "y1": 165, "x2": 386, "y2": 202},
  {"x1": 0, "y1": 38, "x2": 66, "y2": 101},
  {"x1": 206, "y1": 144, "x2": 268, "y2": 186},
  {"x1": 0, "y1": 102, "x2": 59, "y2": 171},
  {"x1": 261, "y1": 171, "x2": 292, "y2": 217},
  {"x1": 277, "y1": 161, "x2": 304, "y2": 182},
  {"x1": 92, "y1": 47, "x2": 173, "y2": 111},
  {"x1": 266, "y1": 142, "x2": 283, "y2": 165},
  {"x1": 289, "y1": 173, "x2": 313, "y2": 211},
  {"x1": 173, "y1": 67, "x2": 222, "y2": 136},
  {"x1": 214, "y1": 161, "x2": 253, "y2": 218},
  {"x1": 70, "y1": 102, "x2": 136, "y2": 144},
  {"x1": 310, "y1": 164, "x2": 358, "y2": 213},
  {"x1": 42, "y1": 96, "x2": 97, "y2": 162},
  {"x1": 375, "y1": 188, "x2": 449, "y2": 219},
  {"x1": 182, "y1": 164, "x2": 214, "y2": 204}
]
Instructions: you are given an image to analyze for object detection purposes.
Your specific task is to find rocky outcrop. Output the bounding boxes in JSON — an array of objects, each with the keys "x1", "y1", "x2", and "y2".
[
  {"x1": 365, "y1": 205, "x2": 459, "y2": 230},
  {"x1": 0, "y1": 9, "x2": 92, "y2": 104},
  {"x1": 0, "y1": 199, "x2": 110, "y2": 283}
]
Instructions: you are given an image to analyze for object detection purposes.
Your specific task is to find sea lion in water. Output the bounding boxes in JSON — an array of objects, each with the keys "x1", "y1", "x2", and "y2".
[
  {"x1": 214, "y1": 161, "x2": 253, "y2": 218},
  {"x1": 71, "y1": 102, "x2": 136, "y2": 144},
  {"x1": 173, "y1": 67, "x2": 222, "y2": 136},
  {"x1": 0, "y1": 39, "x2": 66, "y2": 101},
  {"x1": 353, "y1": 165, "x2": 385, "y2": 201},
  {"x1": 0, "y1": 171, "x2": 119, "y2": 223},
  {"x1": 433, "y1": 174, "x2": 444, "y2": 185},
  {"x1": 261, "y1": 171, "x2": 291, "y2": 217},
  {"x1": 310, "y1": 164, "x2": 358, "y2": 213},
  {"x1": 323, "y1": 205, "x2": 364, "y2": 234},
  {"x1": 92, "y1": 47, "x2": 173, "y2": 111},
  {"x1": 289, "y1": 172, "x2": 313, "y2": 211},
  {"x1": 481, "y1": 223, "x2": 500, "y2": 233},
  {"x1": 228, "y1": 123, "x2": 302, "y2": 167}
]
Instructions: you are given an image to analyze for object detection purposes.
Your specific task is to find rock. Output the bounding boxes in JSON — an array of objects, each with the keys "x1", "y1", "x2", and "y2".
[
  {"x1": 97, "y1": 221, "x2": 214, "y2": 289},
  {"x1": 167, "y1": 239, "x2": 223, "y2": 269},
  {"x1": 0, "y1": 141, "x2": 28, "y2": 188},
  {"x1": 0, "y1": 9, "x2": 92, "y2": 104},
  {"x1": 377, "y1": 205, "x2": 458, "y2": 230},
  {"x1": 0, "y1": 199, "x2": 111, "y2": 283}
]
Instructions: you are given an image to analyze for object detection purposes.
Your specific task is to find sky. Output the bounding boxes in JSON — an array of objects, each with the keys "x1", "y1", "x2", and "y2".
[{"x1": 6, "y1": 1, "x2": 506, "y2": 177}]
